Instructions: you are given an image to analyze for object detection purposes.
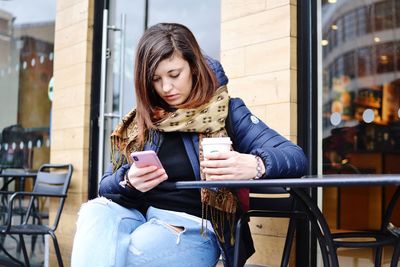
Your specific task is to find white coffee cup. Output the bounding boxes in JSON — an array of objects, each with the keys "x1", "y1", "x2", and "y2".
[{"x1": 202, "y1": 137, "x2": 232, "y2": 156}]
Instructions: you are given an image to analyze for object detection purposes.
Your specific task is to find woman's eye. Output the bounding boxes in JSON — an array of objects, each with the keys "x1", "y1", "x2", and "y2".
[
  {"x1": 171, "y1": 73, "x2": 180, "y2": 78},
  {"x1": 152, "y1": 77, "x2": 160, "y2": 82}
]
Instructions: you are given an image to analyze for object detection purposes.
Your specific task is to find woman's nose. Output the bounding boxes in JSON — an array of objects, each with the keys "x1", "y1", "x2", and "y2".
[{"x1": 162, "y1": 80, "x2": 173, "y2": 92}]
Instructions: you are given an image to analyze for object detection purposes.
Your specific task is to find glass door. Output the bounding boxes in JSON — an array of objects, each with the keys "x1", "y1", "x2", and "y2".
[
  {"x1": 97, "y1": 0, "x2": 146, "y2": 180},
  {"x1": 97, "y1": 0, "x2": 221, "y2": 181}
]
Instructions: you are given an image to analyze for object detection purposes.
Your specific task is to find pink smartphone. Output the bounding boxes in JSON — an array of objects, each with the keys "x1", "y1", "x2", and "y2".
[{"x1": 131, "y1": 151, "x2": 163, "y2": 168}]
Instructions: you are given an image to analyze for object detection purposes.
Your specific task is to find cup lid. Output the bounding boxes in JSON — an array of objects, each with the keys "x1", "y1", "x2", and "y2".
[{"x1": 201, "y1": 137, "x2": 232, "y2": 145}]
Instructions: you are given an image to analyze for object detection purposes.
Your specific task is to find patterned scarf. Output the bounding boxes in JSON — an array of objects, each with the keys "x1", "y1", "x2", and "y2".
[
  {"x1": 111, "y1": 86, "x2": 229, "y2": 167},
  {"x1": 110, "y1": 85, "x2": 237, "y2": 244}
]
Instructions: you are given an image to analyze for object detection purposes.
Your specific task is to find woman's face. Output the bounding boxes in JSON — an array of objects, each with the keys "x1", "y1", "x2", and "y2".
[{"x1": 152, "y1": 53, "x2": 193, "y2": 107}]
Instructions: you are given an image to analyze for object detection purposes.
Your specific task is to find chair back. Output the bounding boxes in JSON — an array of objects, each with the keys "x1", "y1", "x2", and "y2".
[
  {"x1": 33, "y1": 164, "x2": 73, "y2": 195},
  {"x1": 25, "y1": 164, "x2": 73, "y2": 229},
  {"x1": 249, "y1": 187, "x2": 295, "y2": 212},
  {"x1": 382, "y1": 186, "x2": 400, "y2": 230},
  {"x1": 233, "y1": 187, "x2": 299, "y2": 267}
]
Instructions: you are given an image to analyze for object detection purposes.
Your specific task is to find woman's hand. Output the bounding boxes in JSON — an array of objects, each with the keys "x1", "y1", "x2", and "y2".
[
  {"x1": 200, "y1": 151, "x2": 265, "y2": 180},
  {"x1": 126, "y1": 164, "x2": 168, "y2": 192}
]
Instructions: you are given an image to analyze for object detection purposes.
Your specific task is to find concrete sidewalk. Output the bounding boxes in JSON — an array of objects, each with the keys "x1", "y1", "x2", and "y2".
[{"x1": 0, "y1": 234, "x2": 45, "y2": 267}]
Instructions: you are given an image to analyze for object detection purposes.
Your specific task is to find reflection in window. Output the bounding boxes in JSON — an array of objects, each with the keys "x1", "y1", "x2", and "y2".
[
  {"x1": 336, "y1": 18, "x2": 344, "y2": 47},
  {"x1": 330, "y1": 21, "x2": 338, "y2": 51},
  {"x1": 396, "y1": 0, "x2": 400, "y2": 27},
  {"x1": 328, "y1": 63, "x2": 335, "y2": 89},
  {"x1": 357, "y1": 47, "x2": 374, "y2": 77},
  {"x1": 343, "y1": 51, "x2": 356, "y2": 79},
  {"x1": 0, "y1": 18, "x2": 9, "y2": 35},
  {"x1": 343, "y1": 11, "x2": 357, "y2": 42},
  {"x1": 0, "y1": 2, "x2": 54, "y2": 170},
  {"x1": 334, "y1": 56, "x2": 344, "y2": 78},
  {"x1": 357, "y1": 6, "x2": 373, "y2": 35},
  {"x1": 321, "y1": 0, "x2": 400, "y2": 233},
  {"x1": 374, "y1": 1, "x2": 393, "y2": 31},
  {"x1": 396, "y1": 42, "x2": 400, "y2": 71},
  {"x1": 376, "y1": 42, "x2": 395, "y2": 73},
  {"x1": 321, "y1": 0, "x2": 400, "y2": 171}
]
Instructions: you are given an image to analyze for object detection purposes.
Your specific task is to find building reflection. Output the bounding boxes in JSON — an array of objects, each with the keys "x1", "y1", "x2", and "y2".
[
  {"x1": 321, "y1": 0, "x2": 400, "y2": 231},
  {"x1": 0, "y1": 7, "x2": 54, "y2": 171}
]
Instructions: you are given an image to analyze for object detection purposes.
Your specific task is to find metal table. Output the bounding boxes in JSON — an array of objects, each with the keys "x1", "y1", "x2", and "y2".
[
  {"x1": 0, "y1": 172, "x2": 37, "y2": 190},
  {"x1": 0, "y1": 171, "x2": 37, "y2": 266},
  {"x1": 174, "y1": 174, "x2": 400, "y2": 189},
  {"x1": 173, "y1": 174, "x2": 400, "y2": 267}
]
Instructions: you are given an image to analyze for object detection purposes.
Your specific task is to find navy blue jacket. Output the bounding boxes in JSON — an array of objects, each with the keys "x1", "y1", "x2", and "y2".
[{"x1": 99, "y1": 98, "x2": 307, "y2": 194}]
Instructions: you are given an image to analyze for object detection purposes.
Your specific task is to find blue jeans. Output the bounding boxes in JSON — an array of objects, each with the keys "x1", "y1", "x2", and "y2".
[{"x1": 71, "y1": 197, "x2": 220, "y2": 267}]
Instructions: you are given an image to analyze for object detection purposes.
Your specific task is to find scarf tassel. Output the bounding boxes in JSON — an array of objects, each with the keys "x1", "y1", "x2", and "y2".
[{"x1": 200, "y1": 188, "x2": 237, "y2": 246}]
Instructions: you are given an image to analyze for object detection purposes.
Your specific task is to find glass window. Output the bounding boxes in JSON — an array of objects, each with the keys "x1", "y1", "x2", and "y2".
[
  {"x1": 357, "y1": 46, "x2": 375, "y2": 77},
  {"x1": 376, "y1": 42, "x2": 395, "y2": 74},
  {"x1": 374, "y1": 0, "x2": 394, "y2": 31},
  {"x1": 321, "y1": 1, "x2": 400, "y2": 176},
  {"x1": 396, "y1": 0, "x2": 400, "y2": 27},
  {"x1": 330, "y1": 20, "x2": 338, "y2": 50},
  {"x1": 0, "y1": 17, "x2": 9, "y2": 35},
  {"x1": 343, "y1": 51, "x2": 356, "y2": 79},
  {"x1": 323, "y1": 31, "x2": 330, "y2": 58},
  {"x1": 396, "y1": 42, "x2": 400, "y2": 71},
  {"x1": 357, "y1": 6, "x2": 373, "y2": 35},
  {"x1": 334, "y1": 56, "x2": 344, "y2": 78},
  {"x1": 320, "y1": 0, "x2": 400, "y2": 231},
  {"x1": 343, "y1": 11, "x2": 357, "y2": 42},
  {"x1": 336, "y1": 17, "x2": 344, "y2": 47},
  {"x1": 0, "y1": 1, "x2": 55, "y2": 170}
]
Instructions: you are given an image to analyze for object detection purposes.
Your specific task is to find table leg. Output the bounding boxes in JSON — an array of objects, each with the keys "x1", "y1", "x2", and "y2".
[{"x1": 291, "y1": 188, "x2": 339, "y2": 267}]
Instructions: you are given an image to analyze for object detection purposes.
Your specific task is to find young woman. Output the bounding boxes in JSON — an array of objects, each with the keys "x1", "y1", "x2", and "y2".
[{"x1": 71, "y1": 23, "x2": 307, "y2": 267}]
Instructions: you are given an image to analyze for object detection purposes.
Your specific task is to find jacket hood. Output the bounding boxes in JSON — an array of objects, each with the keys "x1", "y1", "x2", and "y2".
[{"x1": 204, "y1": 55, "x2": 229, "y2": 87}]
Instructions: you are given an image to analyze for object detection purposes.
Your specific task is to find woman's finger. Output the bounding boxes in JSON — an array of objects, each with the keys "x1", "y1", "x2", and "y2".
[
  {"x1": 135, "y1": 173, "x2": 168, "y2": 192},
  {"x1": 204, "y1": 151, "x2": 235, "y2": 160},
  {"x1": 130, "y1": 164, "x2": 159, "y2": 176},
  {"x1": 202, "y1": 166, "x2": 232, "y2": 175}
]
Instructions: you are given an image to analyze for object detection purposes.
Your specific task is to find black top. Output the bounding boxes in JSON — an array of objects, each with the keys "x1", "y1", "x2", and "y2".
[{"x1": 144, "y1": 132, "x2": 202, "y2": 217}]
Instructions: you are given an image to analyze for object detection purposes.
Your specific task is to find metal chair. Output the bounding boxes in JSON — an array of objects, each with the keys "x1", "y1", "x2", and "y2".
[
  {"x1": 325, "y1": 161, "x2": 400, "y2": 266},
  {"x1": 0, "y1": 168, "x2": 36, "y2": 225},
  {"x1": 233, "y1": 187, "x2": 304, "y2": 267},
  {"x1": 331, "y1": 185, "x2": 400, "y2": 267},
  {"x1": 234, "y1": 186, "x2": 346, "y2": 267},
  {"x1": 0, "y1": 163, "x2": 73, "y2": 267},
  {"x1": 291, "y1": 181, "x2": 400, "y2": 267}
]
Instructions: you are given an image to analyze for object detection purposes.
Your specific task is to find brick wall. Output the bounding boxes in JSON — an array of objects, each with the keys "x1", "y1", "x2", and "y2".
[
  {"x1": 221, "y1": 0, "x2": 297, "y2": 266},
  {"x1": 50, "y1": 0, "x2": 93, "y2": 265}
]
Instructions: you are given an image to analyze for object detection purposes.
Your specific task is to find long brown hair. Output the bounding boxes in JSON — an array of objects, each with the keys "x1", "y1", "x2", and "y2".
[{"x1": 134, "y1": 23, "x2": 218, "y2": 143}]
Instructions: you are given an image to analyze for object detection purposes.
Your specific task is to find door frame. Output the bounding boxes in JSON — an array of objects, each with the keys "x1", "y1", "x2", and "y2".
[
  {"x1": 88, "y1": 0, "x2": 107, "y2": 199},
  {"x1": 297, "y1": 1, "x2": 319, "y2": 266}
]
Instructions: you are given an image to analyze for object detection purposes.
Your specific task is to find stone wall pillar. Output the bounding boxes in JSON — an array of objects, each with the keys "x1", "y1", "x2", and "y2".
[
  {"x1": 220, "y1": 1, "x2": 298, "y2": 266},
  {"x1": 50, "y1": 0, "x2": 94, "y2": 265}
]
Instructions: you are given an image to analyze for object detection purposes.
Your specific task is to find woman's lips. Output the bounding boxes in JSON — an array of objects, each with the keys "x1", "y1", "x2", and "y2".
[{"x1": 165, "y1": 94, "x2": 179, "y2": 101}]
